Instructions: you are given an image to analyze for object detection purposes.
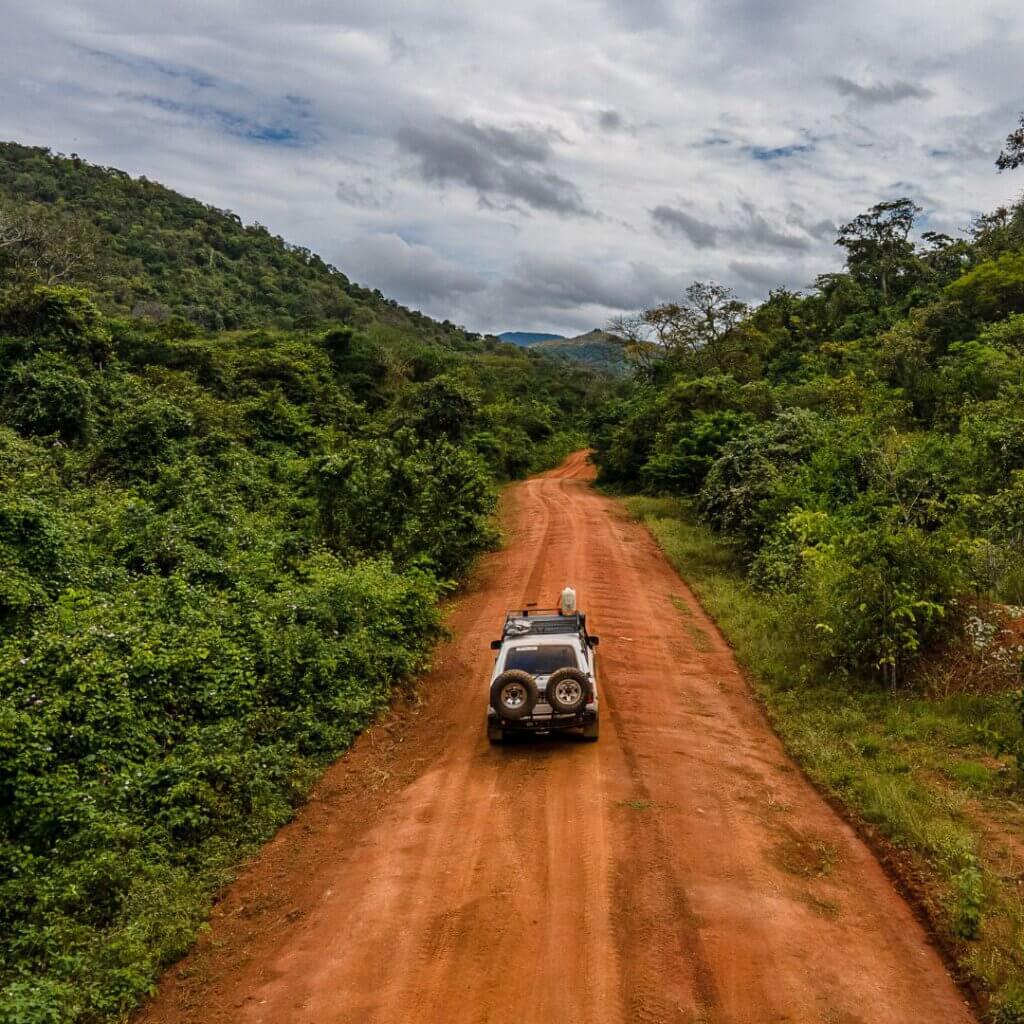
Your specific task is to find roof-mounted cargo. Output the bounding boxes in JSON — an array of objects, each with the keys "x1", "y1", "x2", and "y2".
[{"x1": 501, "y1": 608, "x2": 587, "y2": 639}]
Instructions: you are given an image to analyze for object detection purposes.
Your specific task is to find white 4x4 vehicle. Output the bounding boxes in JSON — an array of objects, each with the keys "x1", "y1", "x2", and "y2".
[{"x1": 486, "y1": 607, "x2": 600, "y2": 744}]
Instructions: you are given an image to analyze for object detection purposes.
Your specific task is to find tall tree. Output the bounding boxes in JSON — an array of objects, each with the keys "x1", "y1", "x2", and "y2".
[
  {"x1": 835, "y1": 198, "x2": 921, "y2": 304},
  {"x1": 996, "y1": 113, "x2": 1024, "y2": 171},
  {"x1": 611, "y1": 281, "x2": 748, "y2": 374}
]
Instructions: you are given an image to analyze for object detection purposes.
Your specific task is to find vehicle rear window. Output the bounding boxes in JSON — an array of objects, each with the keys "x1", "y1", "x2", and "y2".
[{"x1": 505, "y1": 645, "x2": 578, "y2": 675}]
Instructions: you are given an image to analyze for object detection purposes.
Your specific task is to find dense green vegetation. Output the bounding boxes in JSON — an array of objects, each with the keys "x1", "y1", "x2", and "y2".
[
  {"x1": 597, "y1": 193, "x2": 1024, "y2": 1016},
  {"x1": 594, "y1": 198, "x2": 1024, "y2": 688},
  {"x1": 0, "y1": 147, "x2": 607, "y2": 1023}
]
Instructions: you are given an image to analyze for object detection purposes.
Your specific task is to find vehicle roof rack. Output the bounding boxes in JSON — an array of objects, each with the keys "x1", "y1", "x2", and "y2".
[{"x1": 502, "y1": 609, "x2": 586, "y2": 638}]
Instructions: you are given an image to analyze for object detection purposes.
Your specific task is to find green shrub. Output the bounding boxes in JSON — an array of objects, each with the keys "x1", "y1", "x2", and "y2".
[
  {"x1": 0, "y1": 495, "x2": 71, "y2": 623},
  {"x1": 789, "y1": 516, "x2": 966, "y2": 683},
  {"x1": 315, "y1": 431, "x2": 496, "y2": 578},
  {"x1": 1, "y1": 353, "x2": 92, "y2": 443},
  {"x1": 394, "y1": 373, "x2": 481, "y2": 441},
  {"x1": 951, "y1": 863, "x2": 985, "y2": 939},
  {"x1": 92, "y1": 388, "x2": 193, "y2": 480},
  {"x1": 641, "y1": 409, "x2": 753, "y2": 494},
  {"x1": 0, "y1": 286, "x2": 112, "y2": 365},
  {"x1": 0, "y1": 557, "x2": 444, "y2": 1021},
  {"x1": 697, "y1": 409, "x2": 826, "y2": 546}
]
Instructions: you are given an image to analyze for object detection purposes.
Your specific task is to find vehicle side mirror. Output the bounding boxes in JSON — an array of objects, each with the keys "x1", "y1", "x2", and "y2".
[
  {"x1": 490, "y1": 639, "x2": 502, "y2": 650},
  {"x1": 588, "y1": 636, "x2": 600, "y2": 648}
]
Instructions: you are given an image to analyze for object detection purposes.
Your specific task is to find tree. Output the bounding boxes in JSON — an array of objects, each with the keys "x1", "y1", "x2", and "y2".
[
  {"x1": 394, "y1": 374, "x2": 481, "y2": 441},
  {"x1": 996, "y1": 112, "x2": 1024, "y2": 171},
  {"x1": 918, "y1": 230, "x2": 971, "y2": 283},
  {"x1": 606, "y1": 311, "x2": 660, "y2": 376},
  {"x1": 835, "y1": 198, "x2": 921, "y2": 303},
  {"x1": 610, "y1": 281, "x2": 749, "y2": 375},
  {"x1": 966, "y1": 205, "x2": 1024, "y2": 264},
  {"x1": 0, "y1": 201, "x2": 97, "y2": 285},
  {"x1": 0, "y1": 203, "x2": 33, "y2": 255}
]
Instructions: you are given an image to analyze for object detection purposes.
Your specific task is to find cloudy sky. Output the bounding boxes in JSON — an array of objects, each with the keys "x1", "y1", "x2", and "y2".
[{"x1": 3, "y1": 1, "x2": 1023, "y2": 335}]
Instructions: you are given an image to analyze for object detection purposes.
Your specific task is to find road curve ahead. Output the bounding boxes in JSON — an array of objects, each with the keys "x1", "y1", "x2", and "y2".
[{"x1": 138, "y1": 450, "x2": 975, "y2": 1024}]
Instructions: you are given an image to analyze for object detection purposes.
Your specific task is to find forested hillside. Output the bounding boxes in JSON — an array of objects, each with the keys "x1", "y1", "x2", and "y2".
[
  {"x1": 533, "y1": 329, "x2": 629, "y2": 374},
  {"x1": 0, "y1": 141, "x2": 478, "y2": 339},
  {"x1": 0, "y1": 150, "x2": 610, "y2": 1023},
  {"x1": 497, "y1": 331, "x2": 565, "y2": 346},
  {"x1": 593, "y1": 191, "x2": 1024, "y2": 1014}
]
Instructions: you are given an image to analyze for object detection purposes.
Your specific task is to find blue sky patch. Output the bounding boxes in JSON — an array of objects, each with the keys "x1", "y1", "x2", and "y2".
[
  {"x1": 83, "y1": 48, "x2": 220, "y2": 90},
  {"x1": 89, "y1": 47, "x2": 316, "y2": 147},
  {"x1": 126, "y1": 93, "x2": 310, "y2": 147},
  {"x1": 747, "y1": 143, "x2": 815, "y2": 161}
]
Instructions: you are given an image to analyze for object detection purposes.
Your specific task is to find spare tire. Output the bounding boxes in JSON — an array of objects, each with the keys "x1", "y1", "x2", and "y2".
[
  {"x1": 546, "y1": 667, "x2": 589, "y2": 714},
  {"x1": 490, "y1": 670, "x2": 538, "y2": 720}
]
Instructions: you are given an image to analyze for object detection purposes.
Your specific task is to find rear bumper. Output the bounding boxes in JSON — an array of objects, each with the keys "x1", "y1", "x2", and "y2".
[{"x1": 488, "y1": 707, "x2": 597, "y2": 732}]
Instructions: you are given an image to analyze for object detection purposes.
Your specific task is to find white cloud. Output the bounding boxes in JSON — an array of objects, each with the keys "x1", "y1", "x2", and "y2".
[
  {"x1": 344, "y1": 234, "x2": 487, "y2": 308},
  {"x1": 1, "y1": 0, "x2": 1022, "y2": 335},
  {"x1": 828, "y1": 76, "x2": 934, "y2": 105}
]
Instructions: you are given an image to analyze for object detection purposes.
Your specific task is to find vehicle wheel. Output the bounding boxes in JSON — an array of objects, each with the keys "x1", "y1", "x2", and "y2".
[
  {"x1": 546, "y1": 667, "x2": 589, "y2": 715},
  {"x1": 487, "y1": 720, "x2": 505, "y2": 745},
  {"x1": 582, "y1": 713, "x2": 599, "y2": 742},
  {"x1": 490, "y1": 670, "x2": 538, "y2": 721}
]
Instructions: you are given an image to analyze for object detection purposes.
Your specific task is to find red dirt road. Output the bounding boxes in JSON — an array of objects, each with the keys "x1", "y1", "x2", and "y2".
[{"x1": 137, "y1": 451, "x2": 975, "y2": 1024}]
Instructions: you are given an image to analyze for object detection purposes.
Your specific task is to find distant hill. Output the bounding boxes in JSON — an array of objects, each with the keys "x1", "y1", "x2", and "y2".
[
  {"x1": 532, "y1": 329, "x2": 629, "y2": 374},
  {"x1": 495, "y1": 328, "x2": 629, "y2": 374},
  {"x1": 0, "y1": 141, "x2": 476, "y2": 344},
  {"x1": 497, "y1": 331, "x2": 565, "y2": 346}
]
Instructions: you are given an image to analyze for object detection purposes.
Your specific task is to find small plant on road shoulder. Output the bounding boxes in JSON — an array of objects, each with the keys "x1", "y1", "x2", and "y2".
[
  {"x1": 993, "y1": 984, "x2": 1024, "y2": 1024},
  {"x1": 951, "y1": 862, "x2": 985, "y2": 939}
]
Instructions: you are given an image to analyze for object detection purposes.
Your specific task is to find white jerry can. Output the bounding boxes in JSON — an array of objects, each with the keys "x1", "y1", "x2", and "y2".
[{"x1": 560, "y1": 585, "x2": 577, "y2": 616}]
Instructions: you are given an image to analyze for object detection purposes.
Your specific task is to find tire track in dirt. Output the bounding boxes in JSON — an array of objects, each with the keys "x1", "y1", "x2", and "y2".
[
  {"x1": 136, "y1": 451, "x2": 976, "y2": 1024},
  {"x1": 583, "y1": 489, "x2": 723, "y2": 1023}
]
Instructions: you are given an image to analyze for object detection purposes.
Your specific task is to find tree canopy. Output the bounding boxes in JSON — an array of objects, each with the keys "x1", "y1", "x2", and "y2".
[{"x1": 592, "y1": 190, "x2": 1024, "y2": 686}]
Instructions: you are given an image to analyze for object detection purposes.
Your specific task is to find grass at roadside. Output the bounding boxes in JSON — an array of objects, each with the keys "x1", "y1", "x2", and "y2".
[{"x1": 625, "y1": 494, "x2": 1024, "y2": 1023}]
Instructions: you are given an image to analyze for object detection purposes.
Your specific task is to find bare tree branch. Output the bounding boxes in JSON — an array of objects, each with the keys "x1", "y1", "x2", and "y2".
[
  {"x1": 0, "y1": 201, "x2": 97, "y2": 286},
  {"x1": 611, "y1": 281, "x2": 749, "y2": 378}
]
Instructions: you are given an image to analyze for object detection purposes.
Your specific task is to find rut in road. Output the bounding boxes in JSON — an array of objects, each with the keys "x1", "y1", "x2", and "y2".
[{"x1": 137, "y1": 451, "x2": 976, "y2": 1024}]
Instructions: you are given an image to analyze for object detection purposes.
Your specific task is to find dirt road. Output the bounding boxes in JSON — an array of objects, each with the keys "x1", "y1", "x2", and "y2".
[{"x1": 138, "y1": 451, "x2": 975, "y2": 1024}]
